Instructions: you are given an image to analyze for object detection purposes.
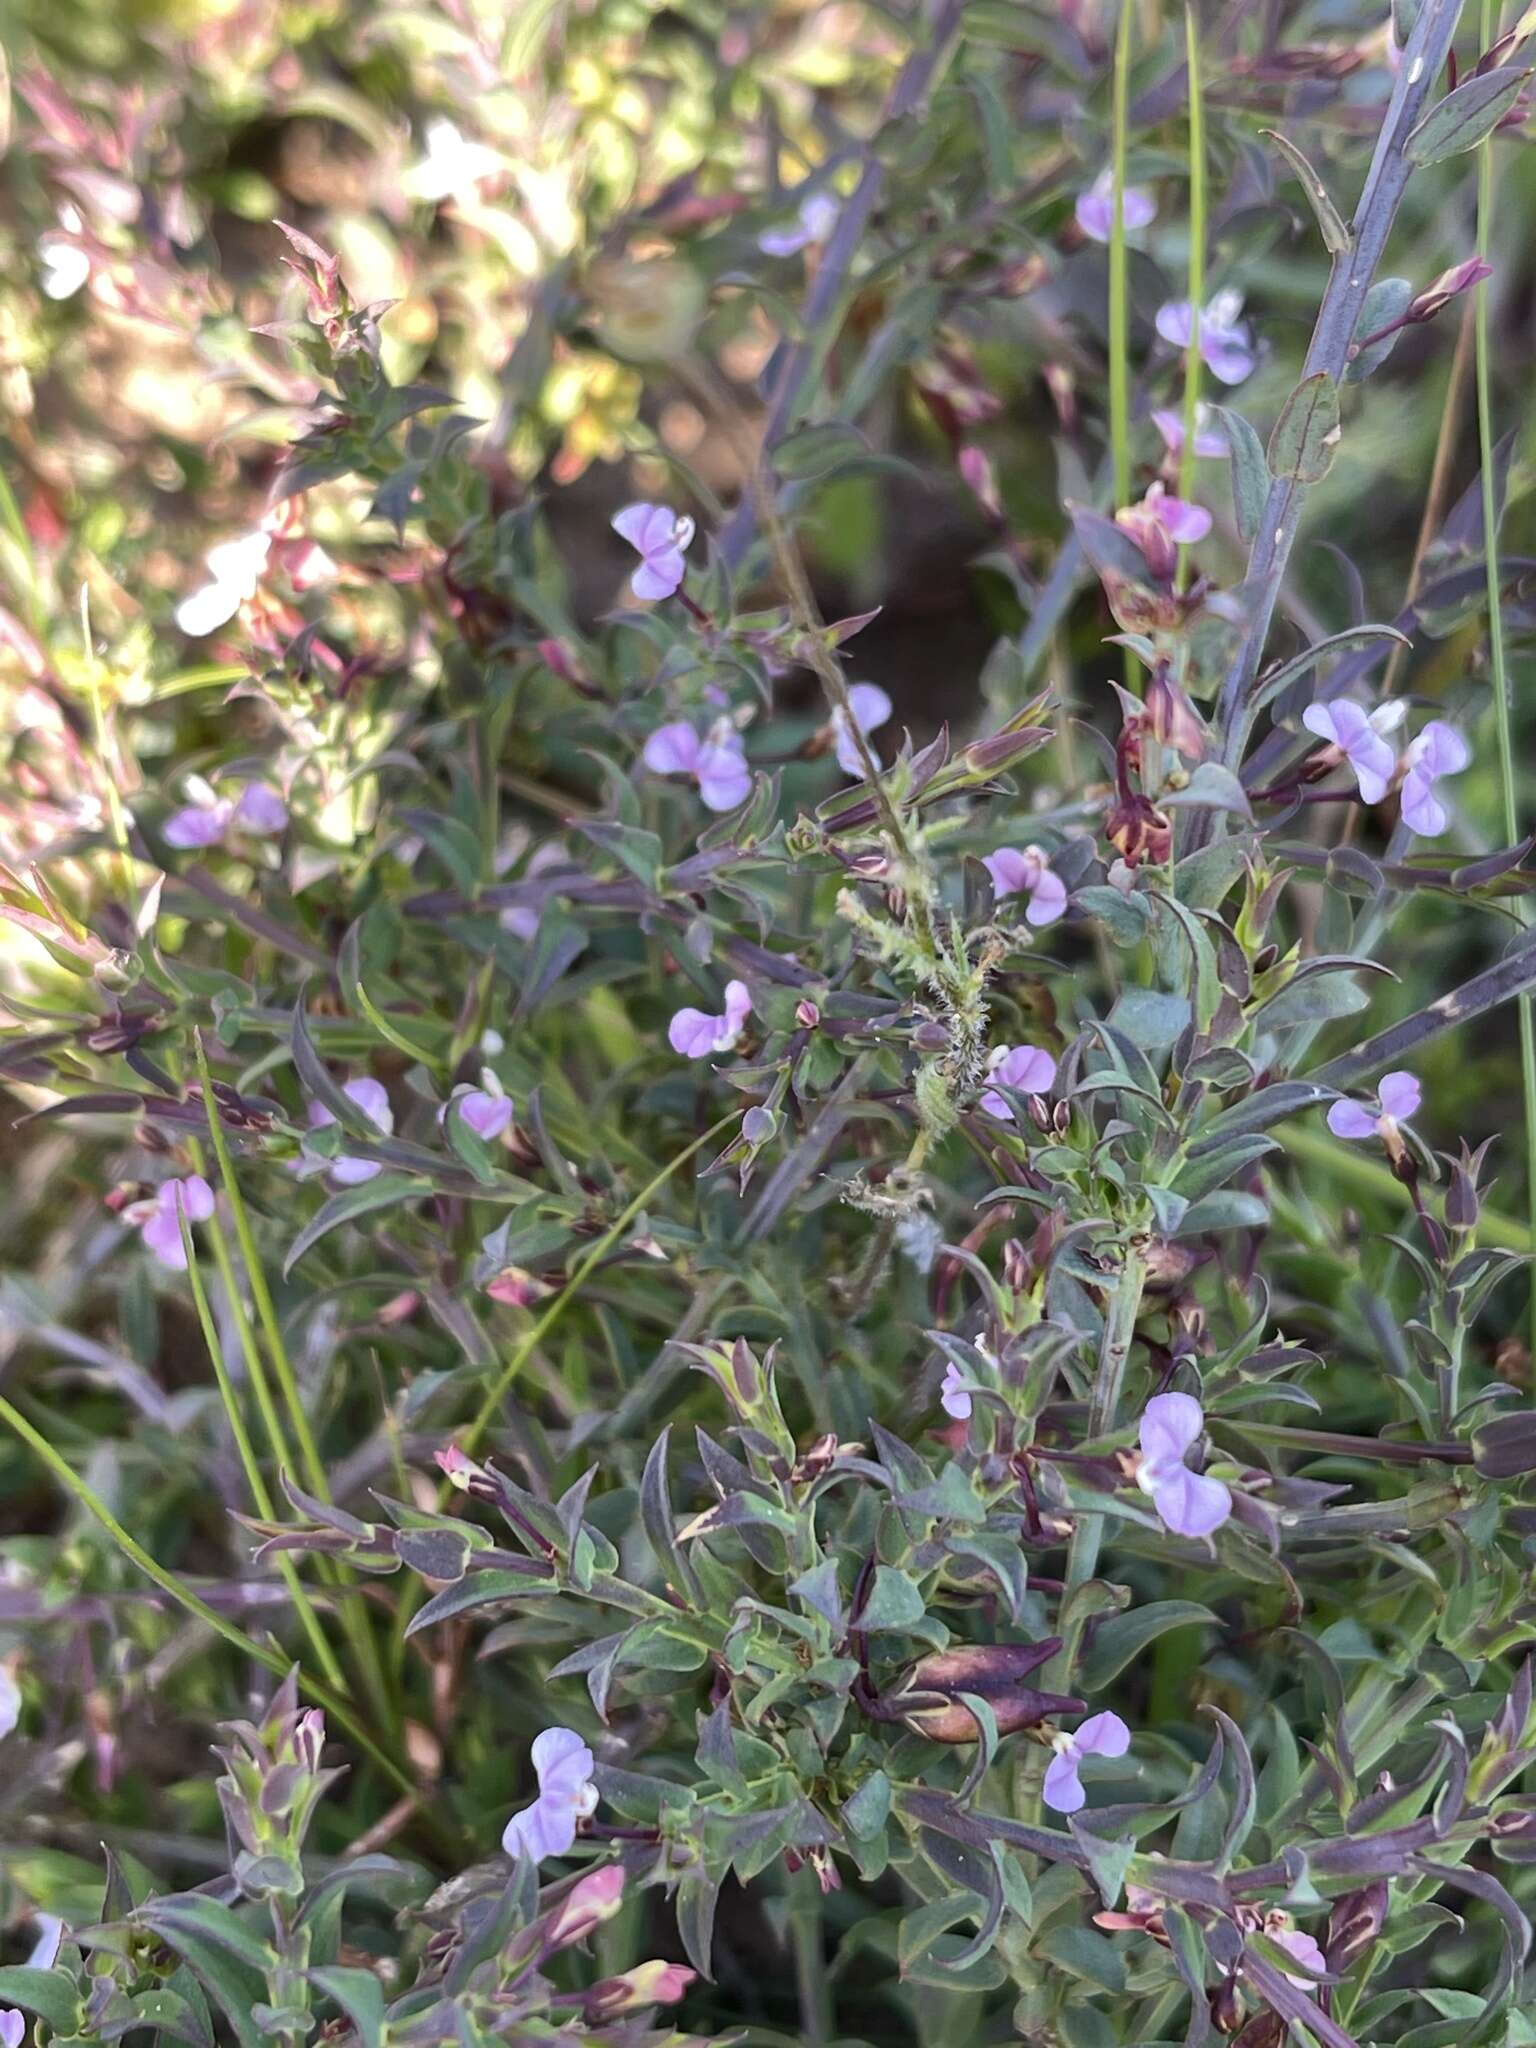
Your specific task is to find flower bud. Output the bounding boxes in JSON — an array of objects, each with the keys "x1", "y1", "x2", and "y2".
[
  {"x1": 1324, "y1": 1880, "x2": 1387, "y2": 1972},
  {"x1": 547, "y1": 1863, "x2": 626, "y2": 1948},
  {"x1": 1408, "y1": 257, "x2": 1493, "y2": 323},
  {"x1": 899, "y1": 1641, "x2": 1083, "y2": 1742},
  {"x1": 795, "y1": 999, "x2": 821, "y2": 1029},
  {"x1": 583, "y1": 1960, "x2": 697, "y2": 2019},
  {"x1": 1211, "y1": 1975, "x2": 1247, "y2": 2034},
  {"x1": 912, "y1": 1020, "x2": 951, "y2": 1054}
]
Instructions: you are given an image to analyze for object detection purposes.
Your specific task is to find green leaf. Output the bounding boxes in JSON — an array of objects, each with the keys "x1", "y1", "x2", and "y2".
[
  {"x1": 1035, "y1": 1922, "x2": 1126, "y2": 1993},
  {"x1": 1406, "y1": 67, "x2": 1532, "y2": 166},
  {"x1": 1213, "y1": 406, "x2": 1269, "y2": 543},
  {"x1": 1346, "y1": 277, "x2": 1414, "y2": 383},
  {"x1": 641, "y1": 1426, "x2": 704, "y2": 1606},
  {"x1": 842, "y1": 1769, "x2": 892, "y2": 1840},
  {"x1": 1079, "y1": 1601, "x2": 1220, "y2": 1690},
  {"x1": 0, "y1": 1968, "x2": 83, "y2": 2031},
  {"x1": 135, "y1": 1898, "x2": 276, "y2": 2048},
  {"x1": 774, "y1": 421, "x2": 874, "y2": 479},
  {"x1": 1267, "y1": 371, "x2": 1341, "y2": 486},
  {"x1": 284, "y1": 1172, "x2": 429, "y2": 1276},
  {"x1": 1161, "y1": 761, "x2": 1253, "y2": 821},
  {"x1": 310, "y1": 1966, "x2": 386, "y2": 2048},
  {"x1": 1176, "y1": 1190, "x2": 1270, "y2": 1235},
  {"x1": 1262, "y1": 129, "x2": 1351, "y2": 252},
  {"x1": 858, "y1": 1565, "x2": 927, "y2": 1632},
  {"x1": 1249, "y1": 623, "x2": 1412, "y2": 714}
]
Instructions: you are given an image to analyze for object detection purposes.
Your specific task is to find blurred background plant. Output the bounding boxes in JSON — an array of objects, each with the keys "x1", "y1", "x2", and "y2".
[{"x1": 2, "y1": 0, "x2": 1536, "y2": 2043}]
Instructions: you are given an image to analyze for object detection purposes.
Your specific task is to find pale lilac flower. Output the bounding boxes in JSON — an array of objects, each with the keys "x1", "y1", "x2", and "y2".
[
  {"x1": 1400, "y1": 721, "x2": 1470, "y2": 837},
  {"x1": 642, "y1": 718, "x2": 752, "y2": 812},
  {"x1": 940, "y1": 1362, "x2": 973, "y2": 1420},
  {"x1": 0, "y1": 1666, "x2": 19, "y2": 1739},
  {"x1": 164, "y1": 780, "x2": 287, "y2": 848},
  {"x1": 979, "y1": 1043, "x2": 1058, "y2": 1118},
  {"x1": 1272, "y1": 1927, "x2": 1327, "y2": 1990},
  {"x1": 500, "y1": 841, "x2": 566, "y2": 940},
  {"x1": 1152, "y1": 402, "x2": 1227, "y2": 459},
  {"x1": 612, "y1": 502, "x2": 695, "y2": 600},
  {"x1": 1074, "y1": 168, "x2": 1156, "y2": 243},
  {"x1": 451, "y1": 1088, "x2": 514, "y2": 1142},
  {"x1": 670, "y1": 979, "x2": 751, "y2": 1058},
  {"x1": 1044, "y1": 1710, "x2": 1131, "y2": 1813},
  {"x1": 759, "y1": 190, "x2": 839, "y2": 256},
  {"x1": 175, "y1": 529, "x2": 272, "y2": 636},
  {"x1": 234, "y1": 783, "x2": 289, "y2": 835},
  {"x1": 163, "y1": 797, "x2": 233, "y2": 848},
  {"x1": 983, "y1": 845, "x2": 1068, "y2": 926},
  {"x1": 502, "y1": 1726, "x2": 599, "y2": 1862},
  {"x1": 309, "y1": 1078, "x2": 394, "y2": 1186},
  {"x1": 831, "y1": 683, "x2": 894, "y2": 777},
  {"x1": 0, "y1": 2010, "x2": 18, "y2": 2048},
  {"x1": 1156, "y1": 289, "x2": 1256, "y2": 385},
  {"x1": 405, "y1": 118, "x2": 505, "y2": 203},
  {"x1": 1326, "y1": 1070, "x2": 1420, "y2": 1142},
  {"x1": 1137, "y1": 1391, "x2": 1231, "y2": 1537},
  {"x1": 39, "y1": 232, "x2": 91, "y2": 301},
  {"x1": 1300, "y1": 698, "x2": 1404, "y2": 807},
  {"x1": 134, "y1": 1176, "x2": 215, "y2": 1270}
]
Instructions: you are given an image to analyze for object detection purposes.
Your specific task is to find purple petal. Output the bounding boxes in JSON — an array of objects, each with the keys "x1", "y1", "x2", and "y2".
[
  {"x1": 502, "y1": 1790, "x2": 577, "y2": 1862},
  {"x1": 234, "y1": 783, "x2": 288, "y2": 835},
  {"x1": 179, "y1": 1175, "x2": 215, "y2": 1223},
  {"x1": 759, "y1": 220, "x2": 812, "y2": 256},
  {"x1": 723, "y1": 980, "x2": 752, "y2": 1036},
  {"x1": 630, "y1": 548, "x2": 686, "y2": 601},
  {"x1": 1024, "y1": 863, "x2": 1068, "y2": 927},
  {"x1": 695, "y1": 737, "x2": 752, "y2": 812},
  {"x1": 532, "y1": 1725, "x2": 596, "y2": 1792},
  {"x1": 0, "y1": 1669, "x2": 18, "y2": 1739},
  {"x1": 670, "y1": 1007, "x2": 726, "y2": 1058},
  {"x1": 141, "y1": 1199, "x2": 190, "y2": 1269},
  {"x1": 1202, "y1": 324, "x2": 1255, "y2": 385},
  {"x1": 643, "y1": 722, "x2": 704, "y2": 778},
  {"x1": 983, "y1": 848, "x2": 1032, "y2": 898},
  {"x1": 1074, "y1": 1710, "x2": 1131, "y2": 1760},
  {"x1": 1157, "y1": 494, "x2": 1212, "y2": 544},
  {"x1": 343, "y1": 1078, "x2": 392, "y2": 1132},
  {"x1": 1399, "y1": 768, "x2": 1448, "y2": 837},
  {"x1": 1042, "y1": 1751, "x2": 1086, "y2": 1813},
  {"x1": 612, "y1": 502, "x2": 673, "y2": 556},
  {"x1": 1140, "y1": 1390, "x2": 1203, "y2": 1463},
  {"x1": 330, "y1": 1156, "x2": 383, "y2": 1186},
  {"x1": 846, "y1": 682, "x2": 893, "y2": 736},
  {"x1": 1410, "y1": 720, "x2": 1470, "y2": 779},
  {"x1": 0, "y1": 2012, "x2": 24, "y2": 2048},
  {"x1": 457, "y1": 1090, "x2": 514, "y2": 1140},
  {"x1": 25, "y1": 1919, "x2": 62, "y2": 1970},
  {"x1": 164, "y1": 801, "x2": 232, "y2": 849},
  {"x1": 1376, "y1": 1071, "x2": 1421, "y2": 1122},
  {"x1": 999, "y1": 1044, "x2": 1058, "y2": 1094},
  {"x1": 1153, "y1": 1465, "x2": 1232, "y2": 1538},
  {"x1": 1326, "y1": 1098, "x2": 1381, "y2": 1140},
  {"x1": 1155, "y1": 300, "x2": 1194, "y2": 350},
  {"x1": 1301, "y1": 703, "x2": 1345, "y2": 750},
  {"x1": 1275, "y1": 1928, "x2": 1326, "y2": 1989},
  {"x1": 1074, "y1": 189, "x2": 1115, "y2": 242},
  {"x1": 940, "y1": 1361, "x2": 973, "y2": 1420}
]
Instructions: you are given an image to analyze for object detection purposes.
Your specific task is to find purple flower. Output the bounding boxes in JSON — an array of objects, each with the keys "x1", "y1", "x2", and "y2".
[
  {"x1": 1116, "y1": 481, "x2": 1212, "y2": 580},
  {"x1": 940, "y1": 1361, "x2": 973, "y2": 1420},
  {"x1": 831, "y1": 683, "x2": 894, "y2": 777},
  {"x1": 982, "y1": 845, "x2": 1068, "y2": 927},
  {"x1": 1043, "y1": 1710, "x2": 1131, "y2": 1813},
  {"x1": 445, "y1": 1086, "x2": 514, "y2": 1141},
  {"x1": 502, "y1": 1726, "x2": 599, "y2": 1862},
  {"x1": 135, "y1": 1176, "x2": 215, "y2": 1270},
  {"x1": 233, "y1": 782, "x2": 289, "y2": 835},
  {"x1": 165, "y1": 780, "x2": 287, "y2": 848},
  {"x1": 670, "y1": 979, "x2": 752, "y2": 1058},
  {"x1": 164, "y1": 798, "x2": 234, "y2": 848},
  {"x1": 1400, "y1": 721, "x2": 1470, "y2": 837},
  {"x1": 0, "y1": 1916, "x2": 63, "y2": 2044},
  {"x1": 1074, "y1": 168, "x2": 1156, "y2": 244},
  {"x1": 1155, "y1": 289, "x2": 1256, "y2": 385},
  {"x1": 759, "y1": 189, "x2": 839, "y2": 256},
  {"x1": 642, "y1": 718, "x2": 752, "y2": 812},
  {"x1": 1152, "y1": 402, "x2": 1227, "y2": 459},
  {"x1": 0, "y1": 1666, "x2": 19, "y2": 1740},
  {"x1": 1326, "y1": 1069, "x2": 1420, "y2": 1141},
  {"x1": 1272, "y1": 1927, "x2": 1327, "y2": 1991},
  {"x1": 1300, "y1": 698, "x2": 1404, "y2": 807},
  {"x1": 308, "y1": 1078, "x2": 394, "y2": 1185},
  {"x1": 979, "y1": 1043, "x2": 1058, "y2": 1118},
  {"x1": 1137, "y1": 1392, "x2": 1231, "y2": 1537},
  {"x1": 612, "y1": 502, "x2": 695, "y2": 600}
]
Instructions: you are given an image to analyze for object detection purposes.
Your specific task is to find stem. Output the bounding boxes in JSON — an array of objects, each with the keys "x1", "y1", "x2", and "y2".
[
  {"x1": 1211, "y1": 0, "x2": 1465, "y2": 765},
  {"x1": 1108, "y1": 0, "x2": 1134, "y2": 515},
  {"x1": 1474, "y1": 0, "x2": 1536, "y2": 1353},
  {"x1": 1043, "y1": 1239, "x2": 1148, "y2": 1692},
  {"x1": 177, "y1": 1207, "x2": 349, "y2": 1696},
  {"x1": 1175, "y1": 0, "x2": 1205, "y2": 591},
  {"x1": 788, "y1": 1865, "x2": 832, "y2": 2047}
]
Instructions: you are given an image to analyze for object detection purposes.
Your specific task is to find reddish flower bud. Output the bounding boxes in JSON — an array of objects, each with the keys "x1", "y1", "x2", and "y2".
[
  {"x1": 583, "y1": 1960, "x2": 697, "y2": 2019},
  {"x1": 1144, "y1": 663, "x2": 1209, "y2": 761},
  {"x1": 547, "y1": 1863, "x2": 626, "y2": 1947},
  {"x1": 899, "y1": 1640, "x2": 1082, "y2": 1742},
  {"x1": 1408, "y1": 258, "x2": 1493, "y2": 323}
]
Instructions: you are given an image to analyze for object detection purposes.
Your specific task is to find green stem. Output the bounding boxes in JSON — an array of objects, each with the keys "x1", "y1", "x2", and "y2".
[
  {"x1": 1474, "y1": 0, "x2": 1536, "y2": 1353},
  {"x1": 788, "y1": 1866, "x2": 832, "y2": 2047},
  {"x1": 1108, "y1": 0, "x2": 1133, "y2": 516},
  {"x1": 1175, "y1": 0, "x2": 1205, "y2": 588},
  {"x1": 177, "y1": 1207, "x2": 348, "y2": 1696}
]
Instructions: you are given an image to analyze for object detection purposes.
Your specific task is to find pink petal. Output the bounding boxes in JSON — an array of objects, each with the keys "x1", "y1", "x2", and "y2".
[
  {"x1": 643, "y1": 722, "x2": 704, "y2": 778},
  {"x1": 457, "y1": 1090, "x2": 514, "y2": 1140},
  {"x1": 983, "y1": 848, "x2": 1032, "y2": 898},
  {"x1": 1024, "y1": 864, "x2": 1068, "y2": 927},
  {"x1": 940, "y1": 1362, "x2": 973, "y2": 1420},
  {"x1": 1042, "y1": 1751, "x2": 1085, "y2": 1813},
  {"x1": 1153, "y1": 1465, "x2": 1232, "y2": 1537},
  {"x1": 722, "y1": 980, "x2": 753, "y2": 1036},
  {"x1": 1157, "y1": 495, "x2": 1212, "y2": 544},
  {"x1": 1274, "y1": 1929, "x2": 1326, "y2": 1989},
  {"x1": 1140, "y1": 1390, "x2": 1203, "y2": 1463},
  {"x1": 1376, "y1": 1071, "x2": 1421, "y2": 1122},
  {"x1": 1074, "y1": 1710, "x2": 1131, "y2": 1759},
  {"x1": 179, "y1": 1175, "x2": 215, "y2": 1223},
  {"x1": 1326, "y1": 1099, "x2": 1381, "y2": 1140}
]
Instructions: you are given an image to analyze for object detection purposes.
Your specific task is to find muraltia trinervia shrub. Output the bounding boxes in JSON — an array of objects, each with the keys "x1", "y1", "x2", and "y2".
[{"x1": 1, "y1": 0, "x2": 1536, "y2": 2043}]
